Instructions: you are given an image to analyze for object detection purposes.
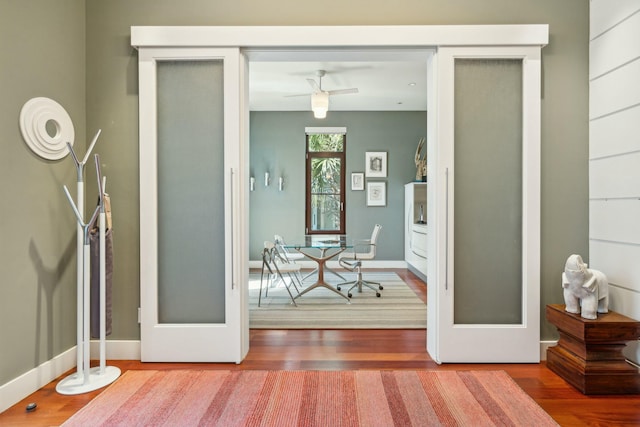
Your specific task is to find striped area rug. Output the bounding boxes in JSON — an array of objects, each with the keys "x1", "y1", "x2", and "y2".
[
  {"x1": 250, "y1": 272, "x2": 427, "y2": 329},
  {"x1": 62, "y1": 370, "x2": 558, "y2": 426}
]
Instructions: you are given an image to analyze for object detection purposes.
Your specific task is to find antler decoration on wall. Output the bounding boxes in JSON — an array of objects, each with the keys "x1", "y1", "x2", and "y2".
[{"x1": 414, "y1": 137, "x2": 426, "y2": 181}]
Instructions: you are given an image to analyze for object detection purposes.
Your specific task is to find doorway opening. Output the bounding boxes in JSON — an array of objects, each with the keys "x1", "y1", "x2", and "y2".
[{"x1": 246, "y1": 48, "x2": 432, "y2": 334}]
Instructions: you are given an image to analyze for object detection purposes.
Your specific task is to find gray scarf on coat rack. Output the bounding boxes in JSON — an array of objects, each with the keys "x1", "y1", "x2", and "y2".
[{"x1": 89, "y1": 192, "x2": 113, "y2": 338}]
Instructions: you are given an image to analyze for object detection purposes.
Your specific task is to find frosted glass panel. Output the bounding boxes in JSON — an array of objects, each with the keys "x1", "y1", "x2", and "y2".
[
  {"x1": 157, "y1": 60, "x2": 225, "y2": 323},
  {"x1": 453, "y1": 59, "x2": 523, "y2": 324}
]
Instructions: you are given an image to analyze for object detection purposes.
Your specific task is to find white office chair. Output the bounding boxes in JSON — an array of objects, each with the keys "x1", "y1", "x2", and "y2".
[
  {"x1": 259, "y1": 241, "x2": 302, "y2": 307},
  {"x1": 337, "y1": 224, "x2": 383, "y2": 298},
  {"x1": 274, "y1": 234, "x2": 305, "y2": 262},
  {"x1": 274, "y1": 234, "x2": 305, "y2": 282}
]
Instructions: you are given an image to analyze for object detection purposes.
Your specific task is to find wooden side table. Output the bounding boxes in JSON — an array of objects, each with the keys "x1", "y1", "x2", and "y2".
[{"x1": 546, "y1": 304, "x2": 640, "y2": 394}]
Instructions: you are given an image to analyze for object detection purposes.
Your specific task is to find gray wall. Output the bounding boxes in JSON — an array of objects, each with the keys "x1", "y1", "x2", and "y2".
[
  {"x1": 0, "y1": 0, "x2": 85, "y2": 384},
  {"x1": 1, "y1": 0, "x2": 589, "y2": 387},
  {"x1": 84, "y1": 0, "x2": 588, "y2": 343},
  {"x1": 250, "y1": 111, "x2": 427, "y2": 261}
]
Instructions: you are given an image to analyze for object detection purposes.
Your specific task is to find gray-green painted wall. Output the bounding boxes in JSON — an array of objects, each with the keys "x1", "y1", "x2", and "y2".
[
  {"x1": 1, "y1": 0, "x2": 589, "y2": 387},
  {"x1": 250, "y1": 111, "x2": 427, "y2": 261},
  {"x1": 0, "y1": 0, "x2": 85, "y2": 384}
]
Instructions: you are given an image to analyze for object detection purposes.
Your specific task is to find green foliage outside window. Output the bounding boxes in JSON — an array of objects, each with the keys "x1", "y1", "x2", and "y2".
[
  {"x1": 308, "y1": 133, "x2": 344, "y2": 152},
  {"x1": 308, "y1": 133, "x2": 344, "y2": 232}
]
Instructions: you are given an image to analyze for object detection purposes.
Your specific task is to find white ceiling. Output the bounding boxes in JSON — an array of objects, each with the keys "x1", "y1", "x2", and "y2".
[{"x1": 249, "y1": 60, "x2": 428, "y2": 112}]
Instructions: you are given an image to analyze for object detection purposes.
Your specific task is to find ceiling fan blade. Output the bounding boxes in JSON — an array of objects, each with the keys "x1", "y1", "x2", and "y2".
[
  {"x1": 327, "y1": 88, "x2": 359, "y2": 96},
  {"x1": 284, "y1": 93, "x2": 312, "y2": 98},
  {"x1": 307, "y1": 78, "x2": 321, "y2": 92}
]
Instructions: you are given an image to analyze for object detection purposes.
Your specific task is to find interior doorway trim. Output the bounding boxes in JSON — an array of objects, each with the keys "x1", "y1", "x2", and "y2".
[
  {"x1": 131, "y1": 25, "x2": 548, "y2": 49},
  {"x1": 132, "y1": 25, "x2": 548, "y2": 364}
]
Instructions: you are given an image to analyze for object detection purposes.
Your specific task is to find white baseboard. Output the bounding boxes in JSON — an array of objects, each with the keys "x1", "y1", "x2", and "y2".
[
  {"x1": 0, "y1": 340, "x2": 141, "y2": 414},
  {"x1": 89, "y1": 340, "x2": 141, "y2": 360},
  {"x1": 0, "y1": 347, "x2": 76, "y2": 413},
  {"x1": 622, "y1": 339, "x2": 640, "y2": 365},
  {"x1": 540, "y1": 340, "x2": 557, "y2": 361}
]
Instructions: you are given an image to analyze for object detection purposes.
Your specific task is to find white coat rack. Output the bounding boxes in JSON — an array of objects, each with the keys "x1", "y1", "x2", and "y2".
[{"x1": 56, "y1": 130, "x2": 120, "y2": 395}]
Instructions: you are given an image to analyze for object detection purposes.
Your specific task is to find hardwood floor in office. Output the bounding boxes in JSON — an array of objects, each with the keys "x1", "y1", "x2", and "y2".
[{"x1": 1, "y1": 269, "x2": 639, "y2": 426}]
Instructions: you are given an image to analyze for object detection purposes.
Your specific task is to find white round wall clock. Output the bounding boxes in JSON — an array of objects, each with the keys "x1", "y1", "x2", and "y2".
[{"x1": 19, "y1": 97, "x2": 74, "y2": 160}]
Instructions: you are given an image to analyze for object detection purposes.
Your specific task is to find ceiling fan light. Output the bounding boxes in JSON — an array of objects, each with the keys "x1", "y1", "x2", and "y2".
[
  {"x1": 311, "y1": 92, "x2": 329, "y2": 119},
  {"x1": 313, "y1": 108, "x2": 327, "y2": 119}
]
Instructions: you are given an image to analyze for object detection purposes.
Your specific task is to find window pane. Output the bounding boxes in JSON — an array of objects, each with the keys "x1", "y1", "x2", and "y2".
[
  {"x1": 310, "y1": 194, "x2": 341, "y2": 231},
  {"x1": 310, "y1": 156, "x2": 341, "y2": 232},
  {"x1": 308, "y1": 133, "x2": 344, "y2": 152},
  {"x1": 311, "y1": 157, "x2": 342, "y2": 194}
]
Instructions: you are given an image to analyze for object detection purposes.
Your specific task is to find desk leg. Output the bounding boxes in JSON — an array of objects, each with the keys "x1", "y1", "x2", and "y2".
[{"x1": 293, "y1": 248, "x2": 350, "y2": 303}]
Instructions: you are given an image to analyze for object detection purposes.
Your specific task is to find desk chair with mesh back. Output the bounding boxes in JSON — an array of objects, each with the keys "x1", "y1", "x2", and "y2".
[
  {"x1": 337, "y1": 224, "x2": 383, "y2": 298},
  {"x1": 259, "y1": 241, "x2": 301, "y2": 307}
]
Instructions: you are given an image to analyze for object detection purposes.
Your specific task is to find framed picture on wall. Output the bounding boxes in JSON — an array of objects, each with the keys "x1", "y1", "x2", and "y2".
[
  {"x1": 367, "y1": 181, "x2": 386, "y2": 206},
  {"x1": 351, "y1": 172, "x2": 364, "y2": 191},
  {"x1": 365, "y1": 151, "x2": 387, "y2": 178}
]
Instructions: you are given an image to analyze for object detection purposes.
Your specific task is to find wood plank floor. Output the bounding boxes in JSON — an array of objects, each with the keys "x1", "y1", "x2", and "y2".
[{"x1": 1, "y1": 269, "x2": 639, "y2": 426}]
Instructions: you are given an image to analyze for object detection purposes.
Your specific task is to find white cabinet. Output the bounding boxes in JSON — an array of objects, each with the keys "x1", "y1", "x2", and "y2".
[{"x1": 405, "y1": 182, "x2": 428, "y2": 281}]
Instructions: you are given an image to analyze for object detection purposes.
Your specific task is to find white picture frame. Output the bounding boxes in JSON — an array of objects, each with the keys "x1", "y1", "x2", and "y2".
[
  {"x1": 351, "y1": 172, "x2": 364, "y2": 191},
  {"x1": 365, "y1": 151, "x2": 387, "y2": 178},
  {"x1": 367, "y1": 181, "x2": 386, "y2": 206}
]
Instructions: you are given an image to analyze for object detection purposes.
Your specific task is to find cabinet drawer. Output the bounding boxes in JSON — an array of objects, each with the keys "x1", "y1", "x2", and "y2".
[{"x1": 411, "y1": 227, "x2": 427, "y2": 258}]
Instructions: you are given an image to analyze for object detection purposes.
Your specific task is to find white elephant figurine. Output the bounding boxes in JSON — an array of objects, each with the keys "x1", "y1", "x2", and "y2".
[{"x1": 562, "y1": 254, "x2": 609, "y2": 320}]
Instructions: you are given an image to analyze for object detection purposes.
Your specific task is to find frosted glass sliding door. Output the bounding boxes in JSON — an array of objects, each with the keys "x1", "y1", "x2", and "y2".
[
  {"x1": 453, "y1": 58, "x2": 523, "y2": 325},
  {"x1": 156, "y1": 60, "x2": 225, "y2": 324},
  {"x1": 138, "y1": 47, "x2": 244, "y2": 362},
  {"x1": 434, "y1": 46, "x2": 541, "y2": 363}
]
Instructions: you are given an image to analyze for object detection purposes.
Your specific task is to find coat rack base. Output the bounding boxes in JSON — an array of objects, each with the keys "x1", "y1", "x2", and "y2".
[
  {"x1": 546, "y1": 304, "x2": 640, "y2": 395},
  {"x1": 56, "y1": 365, "x2": 121, "y2": 395}
]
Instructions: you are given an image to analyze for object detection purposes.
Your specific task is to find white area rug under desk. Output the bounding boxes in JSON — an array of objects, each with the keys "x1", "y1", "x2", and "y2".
[{"x1": 249, "y1": 272, "x2": 427, "y2": 329}]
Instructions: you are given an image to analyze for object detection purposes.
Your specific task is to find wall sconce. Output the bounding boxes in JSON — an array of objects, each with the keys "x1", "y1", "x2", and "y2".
[
  {"x1": 278, "y1": 176, "x2": 284, "y2": 191},
  {"x1": 264, "y1": 172, "x2": 270, "y2": 187},
  {"x1": 250, "y1": 176, "x2": 255, "y2": 192}
]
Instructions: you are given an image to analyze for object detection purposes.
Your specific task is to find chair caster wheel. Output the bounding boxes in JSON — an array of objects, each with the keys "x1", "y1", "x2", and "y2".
[
  {"x1": 376, "y1": 293, "x2": 381, "y2": 297},
  {"x1": 348, "y1": 293, "x2": 352, "y2": 298},
  {"x1": 337, "y1": 286, "x2": 341, "y2": 291},
  {"x1": 379, "y1": 285, "x2": 384, "y2": 290}
]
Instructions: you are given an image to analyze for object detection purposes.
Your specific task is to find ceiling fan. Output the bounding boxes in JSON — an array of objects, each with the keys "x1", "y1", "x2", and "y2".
[{"x1": 290, "y1": 70, "x2": 359, "y2": 118}]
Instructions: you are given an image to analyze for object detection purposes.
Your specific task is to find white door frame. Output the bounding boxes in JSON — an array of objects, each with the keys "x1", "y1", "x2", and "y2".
[{"x1": 132, "y1": 25, "x2": 548, "y2": 363}]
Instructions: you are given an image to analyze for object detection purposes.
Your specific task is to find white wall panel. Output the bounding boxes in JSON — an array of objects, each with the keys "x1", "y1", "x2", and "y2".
[
  {"x1": 608, "y1": 285, "x2": 640, "y2": 320},
  {"x1": 590, "y1": 59, "x2": 640, "y2": 119},
  {"x1": 590, "y1": 0, "x2": 640, "y2": 39},
  {"x1": 589, "y1": 199, "x2": 640, "y2": 244},
  {"x1": 590, "y1": 105, "x2": 640, "y2": 159},
  {"x1": 590, "y1": 11, "x2": 640, "y2": 79},
  {"x1": 590, "y1": 0, "x2": 640, "y2": 365},
  {"x1": 590, "y1": 240, "x2": 640, "y2": 292},
  {"x1": 590, "y1": 152, "x2": 640, "y2": 198}
]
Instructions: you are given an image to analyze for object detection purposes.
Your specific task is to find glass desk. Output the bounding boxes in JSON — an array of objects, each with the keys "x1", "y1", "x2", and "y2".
[{"x1": 284, "y1": 235, "x2": 351, "y2": 303}]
